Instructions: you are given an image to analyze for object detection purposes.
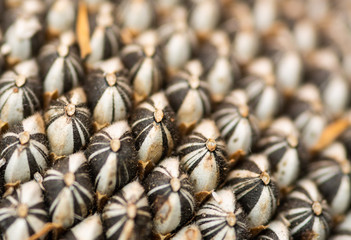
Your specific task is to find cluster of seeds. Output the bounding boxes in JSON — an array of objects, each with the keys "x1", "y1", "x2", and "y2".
[{"x1": 1, "y1": 0, "x2": 351, "y2": 239}]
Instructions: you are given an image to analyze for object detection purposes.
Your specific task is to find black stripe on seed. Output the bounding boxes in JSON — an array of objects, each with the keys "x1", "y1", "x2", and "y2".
[
  {"x1": 0, "y1": 216, "x2": 17, "y2": 232},
  {"x1": 134, "y1": 124, "x2": 153, "y2": 151},
  {"x1": 186, "y1": 150, "x2": 208, "y2": 174},
  {"x1": 179, "y1": 140, "x2": 205, "y2": 155},
  {"x1": 26, "y1": 220, "x2": 36, "y2": 236},
  {"x1": 121, "y1": 47, "x2": 142, "y2": 70},
  {"x1": 236, "y1": 180, "x2": 263, "y2": 214},
  {"x1": 160, "y1": 123, "x2": 169, "y2": 159},
  {"x1": 200, "y1": 221, "x2": 226, "y2": 240},
  {"x1": 62, "y1": 230, "x2": 77, "y2": 240},
  {"x1": 89, "y1": 149, "x2": 110, "y2": 180},
  {"x1": 28, "y1": 203, "x2": 47, "y2": 222},
  {"x1": 103, "y1": 29, "x2": 111, "y2": 59},
  {"x1": 115, "y1": 86, "x2": 131, "y2": 115},
  {"x1": 199, "y1": 85, "x2": 211, "y2": 114},
  {"x1": 166, "y1": 78, "x2": 190, "y2": 113},
  {"x1": 250, "y1": 87, "x2": 264, "y2": 109},
  {"x1": 222, "y1": 118, "x2": 240, "y2": 142},
  {"x1": 106, "y1": 215, "x2": 126, "y2": 239},
  {"x1": 317, "y1": 171, "x2": 342, "y2": 204},
  {"x1": 0, "y1": 89, "x2": 16, "y2": 112},
  {"x1": 129, "y1": 59, "x2": 144, "y2": 84},
  {"x1": 85, "y1": 72, "x2": 108, "y2": 109},
  {"x1": 268, "y1": 145, "x2": 287, "y2": 167},
  {"x1": 258, "y1": 228, "x2": 279, "y2": 239},
  {"x1": 0, "y1": 139, "x2": 19, "y2": 159},
  {"x1": 22, "y1": 89, "x2": 33, "y2": 117},
  {"x1": 26, "y1": 148, "x2": 39, "y2": 178},
  {"x1": 71, "y1": 119, "x2": 82, "y2": 152},
  {"x1": 46, "y1": 112, "x2": 65, "y2": 128},
  {"x1": 63, "y1": 60, "x2": 72, "y2": 93},
  {"x1": 132, "y1": 109, "x2": 154, "y2": 132},
  {"x1": 111, "y1": 90, "x2": 116, "y2": 122},
  {"x1": 238, "y1": 159, "x2": 263, "y2": 174}
]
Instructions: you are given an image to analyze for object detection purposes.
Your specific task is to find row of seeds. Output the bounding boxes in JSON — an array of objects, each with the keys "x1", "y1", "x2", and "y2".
[{"x1": 1, "y1": 0, "x2": 351, "y2": 239}]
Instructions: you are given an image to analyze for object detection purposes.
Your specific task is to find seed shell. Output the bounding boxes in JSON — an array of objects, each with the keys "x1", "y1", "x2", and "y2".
[
  {"x1": 117, "y1": 0, "x2": 155, "y2": 33},
  {"x1": 86, "y1": 3, "x2": 120, "y2": 64},
  {"x1": 0, "y1": 63, "x2": 42, "y2": 126},
  {"x1": 0, "y1": 113, "x2": 49, "y2": 184},
  {"x1": 189, "y1": 0, "x2": 221, "y2": 35},
  {"x1": 85, "y1": 121, "x2": 137, "y2": 197},
  {"x1": 306, "y1": 49, "x2": 349, "y2": 118},
  {"x1": 213, "y1": 89, "x2": 260, "y2": 156},
  {"x1": 121, "y1": 33, "x2": 165, "y2": 102},
  {"x1": 131, "y1": 92, "x2": 178, "y2": 165},
  {"x1": 178, "y1": 119, "x2": 227, "y2": 193},
  {"x1": 171, "y1": 224, "x2": 202, "y2": 240},
  {"x1": 330, "y1": 210, "x2": 351, "y2": 239},
  {"x1": 143, "y1": 156, "x2": 195, "y2": 235},
  {"x1": 278, "y1": 178, "x2": 332, "y2": 240},
  {"x1": 46, "y1": 0, "x2": 77, "y2": 36},
  {"x1": 287, "y1": 84, "x2": 327, "y2": 148},
  {"x1": 43, "y1": 152, "x2": 94, "y2": 229},
  {"x1": 166, "y1": 60, "x2": 211, "y2": 127},
  {"x1": 196, "y1": 189, "x2": 250, "y2": 240},
  {"x1": 308, "y1": 142, "x2": 351, "y2": 215},
  {"x1": 159, "y1": 7, "x2": 197, "y2": 70},
  {"x1": 60, "y1": 214, "x2": 104, "y2": 240},
  {"x1": 255, "y1": 117, "x2": 307, "y2": 188},
  {"x1": 237, "y1": 67, "x2": 281, "y2": 124},
  {"x1": 254, "y1": 219, "x2": 291, "y2": 240},
  {"x1": 0, "y1": 181, "x2": 48, "y2": 240},
  {"x1": 223, "y1": 154, "x2": 279, "y2": 228},
  {"x1": 197, "y1": 30, "x2": 241, "y2": 102},
  {"x1": 85, "y1": 69, "x2": 132, "y2": 125},
  {"x1": 44, "y1": 87, "x2": 91, "y2": 156},
  {"x1": 102, "y1": 181, "x2": 152, "y2": 240},
  {"x1": 38, "y1": 41, "x2": 84, "y2": 96},
  {"x1": 4, "y1": 14, "x2": 43, "y2": 62}
]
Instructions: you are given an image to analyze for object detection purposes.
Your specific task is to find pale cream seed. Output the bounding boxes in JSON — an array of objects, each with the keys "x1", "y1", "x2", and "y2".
[
  {"x1": 65, "y1": 104, "x2": 76, "y2": 117},
  {"x1": 189, "y1": 76, "x2": 200, "y2": 89},
  {"x1": 279, "y1": 214, "x2": 291, "y2": 227},
  {"x1": 170, "y1": 177, "x2": 181, "y2": 192},
  {"x1": 57, "y1": 44, "x2": 69, "y2": 57},
  {"x1": 0, "y1": 158, "x2": 6, "y2": 168},
  {"x1": 287, "y1": 135, "x2": 298, "y2": 148},
  {"x1": 260, "y1": 171, "x2": 271, "y2": 185},
  {"x1": 15, "y1": 75, "x2": 27, "y2": 87},
  {"x1": 206, "y1": 138, "x2": 217, "y2": 152},
  {"x1": 312, "y1": 201, "x2": 322, "y2": 216},
  {"x1": 341, "y1": 160, "x2": 351, "y2": 174},
  {"x1": 17, "y1": 204, "x2": 29, "y2": 218},
  {"x1": 106, "y1": 73, "x2": 117, "y2": 86},
  {"x1": 238, "y1": 105, "x2": 249, "y2": 118},
  {"x1": 154, "y1": 109, "x2": 164, "y2": 123},
  {"x1": 175, "y1": 20, "x2": 186, "y2": 32},
  {"x1": 64, "y1": 172, "x2": 75, "y2": 186},
  {"x1": 312, "y1": 101, "x2": 323, "y2": 113},
  {"x1": 19, "y1": 131, "x2": 30, "y2": 145},
  {"x1": 127, "y1": 203, "x2": 137, "y2": 219},
  {"x1": 265, "y1": 74, "x2": 275, "y2": 86},
  {"x1": 110, "y1": 138, "x2": 121, "y2": 152},
  {"x1": 212, "y1": 191, "x2": 222, "y2": 204},
  {"x1": 144, "y1": 45, "x2": 155, "y2": 57},
  {"x1": 1, "y1": 43, "x2": 11, "y2": 55},
  {"x1": 184, "y1": 228, "x2": 197, "y2": 239},
  {"x1": 34, "y1": 172, "x2": 43, "y2": 183},
  {"x1": 97, "y1": 14, "x2": 113, "y2": 27},
  {"x1": 226, "y1": 212, "x2": 237, "y2": 227}
]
